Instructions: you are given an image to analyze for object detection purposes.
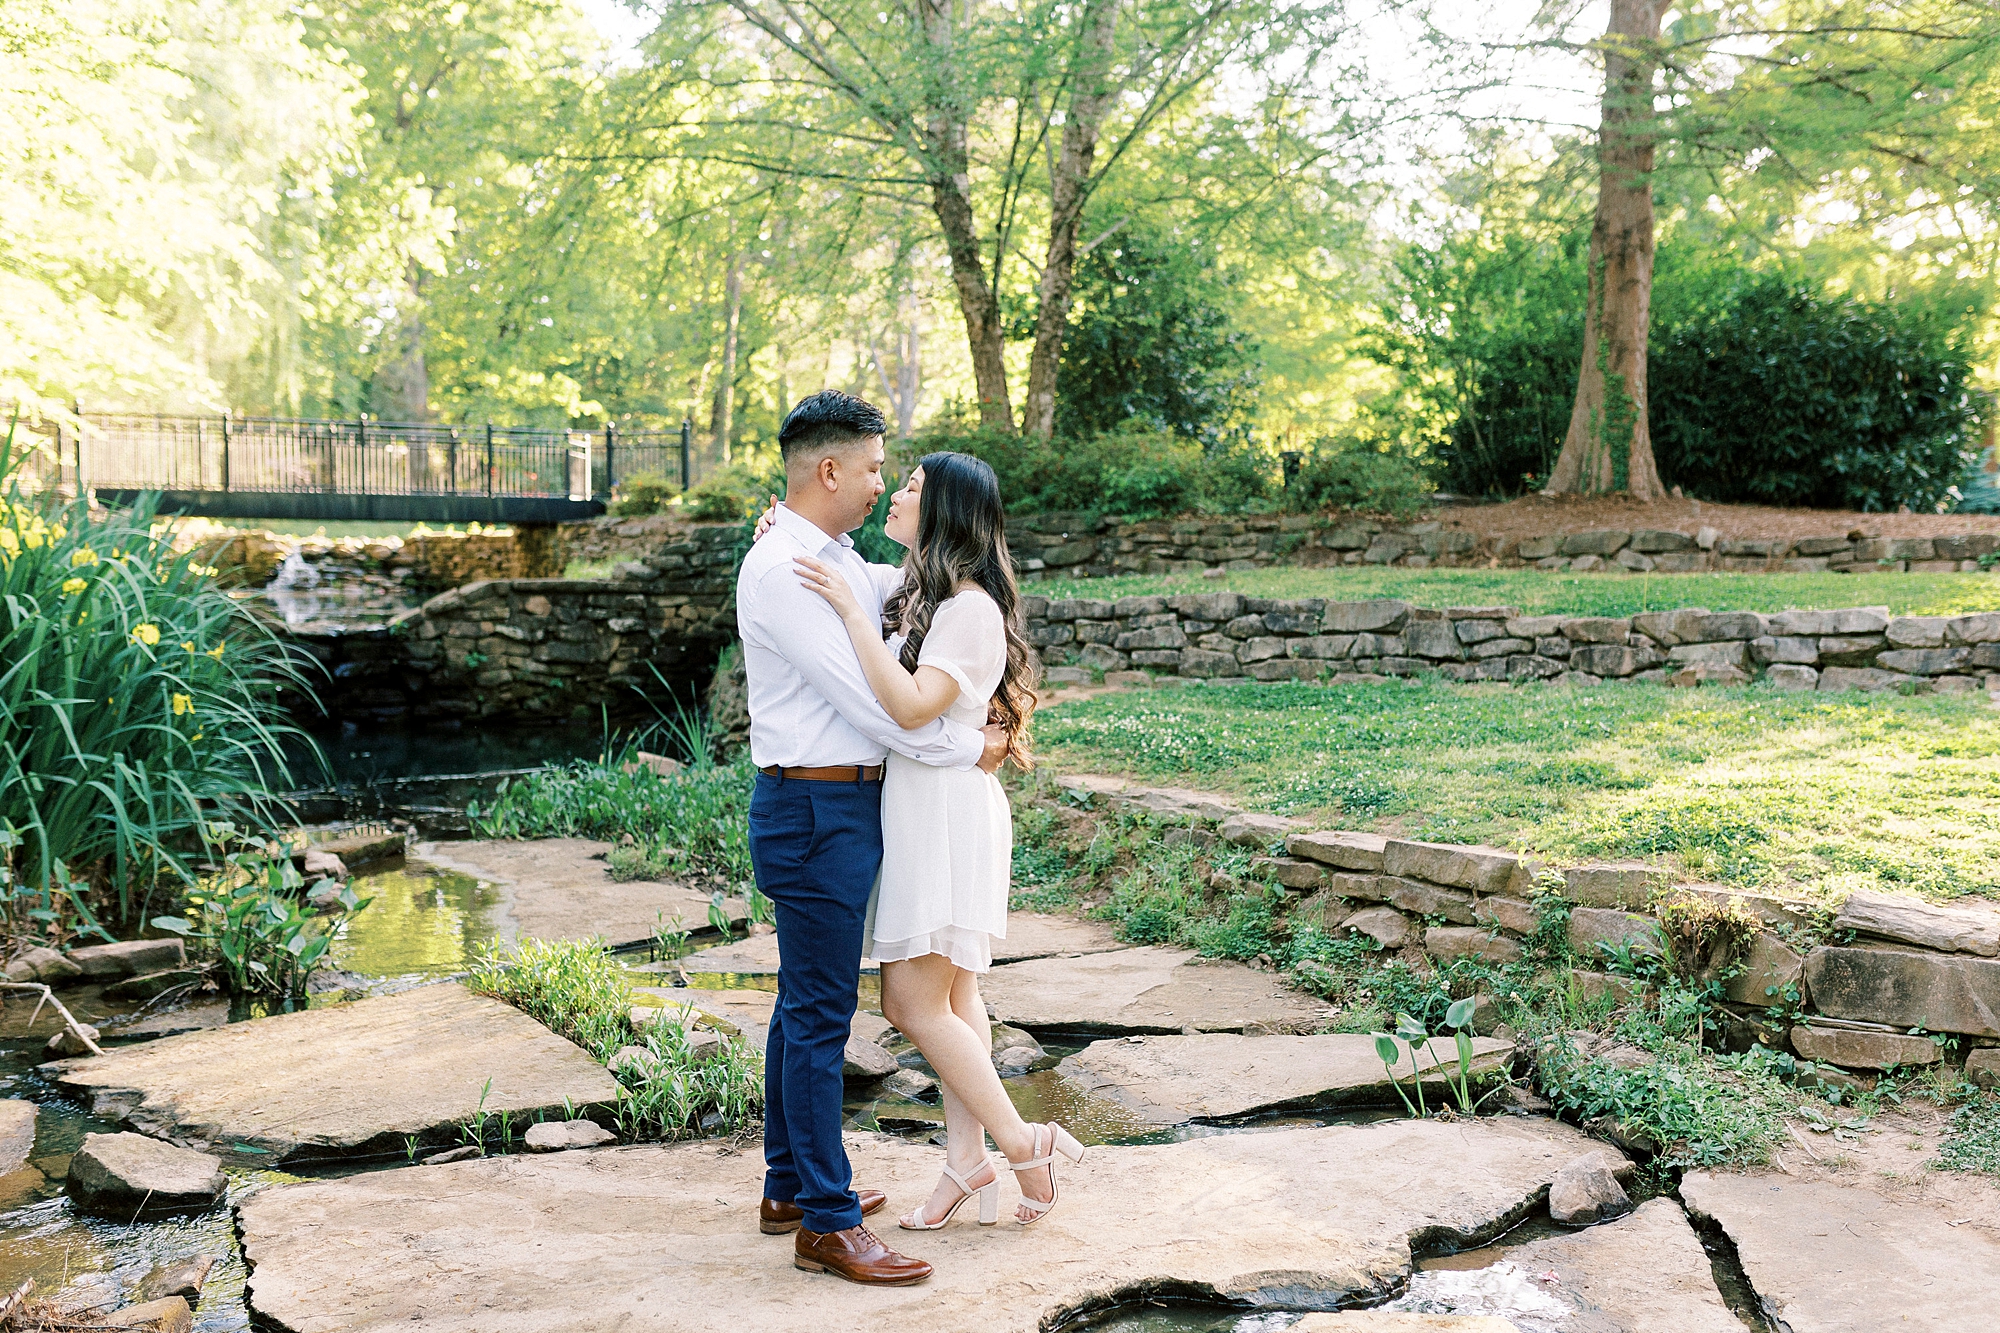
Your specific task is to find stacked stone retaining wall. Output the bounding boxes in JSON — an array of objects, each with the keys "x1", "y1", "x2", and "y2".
[
  {"x1": 1068, "y1": 776, "x2": 2000, "y2": 1086},
  {"x1": 1002, "y1": 513, "x2": 2000, "y2": 578},
  {"x1": 1027, "y1": 594, "x2": 2000, "y2": 693},
  {"x1": 288, "y1": 527, "x2": 742, "y2": 723}
]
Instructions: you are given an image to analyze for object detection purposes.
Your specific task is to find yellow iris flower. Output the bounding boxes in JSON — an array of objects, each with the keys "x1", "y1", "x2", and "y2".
[
  {"x1": 130, "y1": 623, "x2": 161, "y2": 647},
  {"x1": 70, "y1": 548, "x2": 97, "y2": 568},
  {"x1": 171, "y1": 693, "x2": 193, "y2": 716},
  {"x1": 62, "y1": 577, "x2": 87, "y2": 595}
]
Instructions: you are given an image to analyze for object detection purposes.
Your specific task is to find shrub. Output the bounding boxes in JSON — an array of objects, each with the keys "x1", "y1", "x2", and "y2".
[
  {"x1": 683, "y1": 457, "x2": 784, "y2": 522},
  {"x1": 1284, "y1": 438, "x2": 1436, "y2": 519},
  {"x1": 0, "y1": 432, "x2": 315, "y2": 936},
  {"x1": 1650, "y1": 276, "x2": 1984, "y2": 512},
  {"x1": 1386, "y1": 230, "x2": 1987, "y2": 508},
  {"x1": 1055, "y1": 217, "x2": 1262, "y2": 449},
  {"x1": 151, "y1": 823, "x2": 370, "y2": 1004},
  {"x1": 611, "y1": 472, "x2": 678, "y2": 517},
  {"x1": 923, "y1": 421, "x2": 1273, "y2": 519}
]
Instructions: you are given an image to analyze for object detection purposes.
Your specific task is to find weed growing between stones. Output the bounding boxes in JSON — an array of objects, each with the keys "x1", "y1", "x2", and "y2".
[
  {"x1": 469, "y1": 937, "x2": 632, "y2": 1057},
  {"x1": 468, "y1": 937, "x2": 761, "y2": 1142},
  {"x1": 1934, "y1": 1093, "x2": 2000, "y2": 1175}
]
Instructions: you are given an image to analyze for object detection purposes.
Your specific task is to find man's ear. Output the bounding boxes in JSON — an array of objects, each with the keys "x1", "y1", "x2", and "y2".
[{"x1": 816, "y1": 453, "x2": 841, "y2": 493}]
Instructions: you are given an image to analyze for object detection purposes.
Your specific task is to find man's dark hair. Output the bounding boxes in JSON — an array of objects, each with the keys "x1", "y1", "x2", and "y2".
[{"x1": 778, "y1": 390, "x2": 887, "y2": 462}]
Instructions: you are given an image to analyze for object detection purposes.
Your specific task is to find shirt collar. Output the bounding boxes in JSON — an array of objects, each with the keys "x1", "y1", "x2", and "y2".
[{"x1": 772, "y1": 501, "x2": 854, "y2": 552}]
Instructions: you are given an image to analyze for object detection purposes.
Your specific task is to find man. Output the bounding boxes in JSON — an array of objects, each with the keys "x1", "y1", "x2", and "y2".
[{"x1": 736, "y1": 390, "x2": 1006, "y2": 1286}]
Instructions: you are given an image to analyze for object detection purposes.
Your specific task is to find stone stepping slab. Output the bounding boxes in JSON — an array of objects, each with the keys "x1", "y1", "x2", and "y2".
[
  {"x1": 1057, "y1": 1033, "x2": 1512, "y2": 1125},
  {"x1": 43, "y1": 983, "x2": 620, "y2": 1166},
  {"x1": 1683, "y1": 1169, "x2": 2000, "y2": 1332},
  {"x1": 413, "y1": 838, "x2": 747, "y2": 951},
  {"x1": 236, "y1": 1116, "x2": 1601, "y2": 1333},
  {"x1": 1484, "y1": 1196, "x2": 1742, "y2": 1332},
  {"x1": 981, "y1": 946, "x2": 1328, "y2": 1035},
  {"x1": 675, "y1": 912, "x2": 1130, "y2": 976}
]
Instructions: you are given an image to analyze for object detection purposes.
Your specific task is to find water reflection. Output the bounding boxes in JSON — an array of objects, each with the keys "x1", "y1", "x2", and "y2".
[{"x1": 330, "y1": 864, "x2": 501, "y2": 981}]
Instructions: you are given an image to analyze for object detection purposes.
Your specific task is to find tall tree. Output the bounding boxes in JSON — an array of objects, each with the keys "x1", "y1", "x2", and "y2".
[
  {"x1": 1545, "y1": 0, "x2": 1669, "y2": 499},
  {"x1": 1539, "y1": 0, "x2": 2000, "y2": 497},
  {"x1": 611, "y1": 0, "x2": 1349, "y2": 432}
]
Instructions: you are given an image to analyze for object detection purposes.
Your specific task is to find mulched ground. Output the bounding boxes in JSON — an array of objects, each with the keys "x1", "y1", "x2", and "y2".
[{"x1": 1432, "y1": 493, "x2": 2000, "y2": 542}]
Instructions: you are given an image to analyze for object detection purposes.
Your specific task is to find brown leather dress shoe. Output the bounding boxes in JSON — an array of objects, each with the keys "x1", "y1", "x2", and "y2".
[
  {"x1": 793, "y1": 1224, "x2": 933, "y2": 1285},
  {"x1": 759, "y1": 1188, "x2": 887, "y2": 1235}
]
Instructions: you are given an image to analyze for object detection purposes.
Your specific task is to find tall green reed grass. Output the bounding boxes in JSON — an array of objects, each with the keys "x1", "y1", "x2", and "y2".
[
  {"x1": 468, "y1": 744, "x2": 755, "y2": 886},
  {"x1": 0, "y1": 429, "x2": 317, "y2": 937}
]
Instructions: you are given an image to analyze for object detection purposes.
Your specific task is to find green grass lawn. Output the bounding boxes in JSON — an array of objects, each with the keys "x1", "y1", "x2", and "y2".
[
  {"x1": 1033, "y1": 566, "x2": 2000, "y2": 617},
  {"x1": 1034, "y1": 678, "x2": 2000, "y2": 905}
]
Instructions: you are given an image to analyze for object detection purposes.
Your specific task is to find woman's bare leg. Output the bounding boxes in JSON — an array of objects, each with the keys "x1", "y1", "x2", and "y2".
[
  {"x1": 949, "y1": 968, "x2": 1055, "y2": 1216},
  {"x1": 883, "y1": 954, "x2": 1052, "y2": 1222}
]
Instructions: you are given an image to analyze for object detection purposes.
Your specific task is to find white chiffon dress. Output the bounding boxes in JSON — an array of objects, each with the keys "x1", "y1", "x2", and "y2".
[{"x1": 864, "y1": 588, "x2": 1012, "y2": 972}]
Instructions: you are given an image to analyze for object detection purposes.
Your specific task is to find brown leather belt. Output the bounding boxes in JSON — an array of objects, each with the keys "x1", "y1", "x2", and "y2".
[{"x1": 759, "y1": 764, "x2": 884, "y2": 782}]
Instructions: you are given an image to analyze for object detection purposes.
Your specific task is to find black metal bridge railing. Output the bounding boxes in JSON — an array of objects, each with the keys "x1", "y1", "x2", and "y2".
[{"x1": 20, "y1": 412, "x2": 717, "y2": 524}]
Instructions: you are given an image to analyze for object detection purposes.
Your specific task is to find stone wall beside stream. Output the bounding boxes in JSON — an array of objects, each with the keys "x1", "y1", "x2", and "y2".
[
  {"x1": 1027, "y1": 593, "x2": 2000, "y2": 693},
  {"x1": 1066, "y1": 776, "x2": 2000, "y2": 1086},
  {"x1": 288, "y1": 527, "x2": 743, "y2": 723}
]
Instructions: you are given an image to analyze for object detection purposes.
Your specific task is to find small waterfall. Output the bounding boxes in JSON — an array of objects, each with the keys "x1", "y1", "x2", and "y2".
[
  {"x1": 270, "y1": 549, "x2": 322, "y2": 591},
  {"x1": 260, "y1": 543, "x2": 418, "y2": 630}
]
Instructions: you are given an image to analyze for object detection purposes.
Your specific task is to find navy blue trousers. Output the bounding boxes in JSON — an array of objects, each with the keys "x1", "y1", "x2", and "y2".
[{"x1": 746, "y1": 768, "x2": 883, "y2": 1234}]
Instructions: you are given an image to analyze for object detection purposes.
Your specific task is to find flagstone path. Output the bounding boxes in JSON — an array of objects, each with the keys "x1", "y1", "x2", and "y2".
[
  {"x1": 235, "y1": 1117, "x2": 1599, "y2": 1333},
  {"x1": 41, "y1": 983, "x2": 619, "y2": 1165},
  {"x1": 1057, "y1": 1033, "x2": 1513, "y2": 1124},
  {"x1": 413, "y1": 838, "x2": 746, "y2": 950}
]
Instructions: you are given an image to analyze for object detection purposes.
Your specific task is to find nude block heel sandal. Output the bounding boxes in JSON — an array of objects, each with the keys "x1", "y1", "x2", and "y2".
[
  {"x1": 899, "y1": 1159, "x2": 1000, "y2": 1230},
  {"x1": 1009, "y1": 1123, "x2": 1085, "y2": 1227}
]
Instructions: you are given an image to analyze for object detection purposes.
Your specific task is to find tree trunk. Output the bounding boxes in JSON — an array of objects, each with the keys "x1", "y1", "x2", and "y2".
[
  {"x1": 869, "y1": 303, "x2": 922, "y2": 439},
  {"x1": 920, "y1": 0, "x2": 1012, "y2": 430},
  {"x1": 1021, "y1": 0, "x2": 1120, "y2": 439},
  {"x1": 373, "y1": 260, "x2": 432, "y2": 424},
  {"x1": 1545, "y1": 0, "x2": 1668, "y2": 500},
  {"x1": 709, "y1": 251, "x2": 744, "y2": 465}
]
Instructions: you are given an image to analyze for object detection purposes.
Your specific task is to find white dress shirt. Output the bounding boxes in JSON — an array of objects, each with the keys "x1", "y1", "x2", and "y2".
[{"x1": 736, "y1": 502, "x2": 984, "y2": 770}]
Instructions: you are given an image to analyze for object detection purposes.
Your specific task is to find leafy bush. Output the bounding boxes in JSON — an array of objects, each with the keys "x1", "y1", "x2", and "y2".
[
  {"x1": 0, "y1": 434, "x2": 314, "y2": 935},
  {"x1": 1284, "y1": 437, "x2": 1436, "y2": 519},
  {"x1": 683, "y1": 457, "x2": 784, "y2": 522},
  {"x1": 152, "y1": 823, "x2": 370, "y2": 1004},
  {"x1": 1650, "y1": 276, "x2": 1984, "y2": 511},
  {"x1": 1371, "y1": 226, "x2": 1588, "y2": 497},
  {"x1": 1055, "y1": 217, "x2": 1262, "y2": 449},
  {"x1": 611, "y1": 472, "x2": 678, "y2": 517},
  {"x1": 1385, "y1": 231, "x2": 1987, "y2": 508},
  {"x1": 921, "y1": 421, "x2": 1274, "y2": 519}
]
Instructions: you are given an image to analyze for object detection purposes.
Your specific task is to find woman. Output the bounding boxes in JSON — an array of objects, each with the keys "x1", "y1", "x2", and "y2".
[{"x1": 787, "y1": 451, "x2": 1085, "y2": 1229}]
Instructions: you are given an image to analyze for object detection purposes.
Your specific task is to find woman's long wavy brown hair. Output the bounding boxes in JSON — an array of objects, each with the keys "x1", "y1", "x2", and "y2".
[{"x1": 880, "y1": 451, "x2": 1038, "y2": 766}]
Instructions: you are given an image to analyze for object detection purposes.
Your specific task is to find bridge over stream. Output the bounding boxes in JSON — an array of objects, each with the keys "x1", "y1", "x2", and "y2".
[{"x1": 47, "y1": 411, "x2": 709, "y2": 524}]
